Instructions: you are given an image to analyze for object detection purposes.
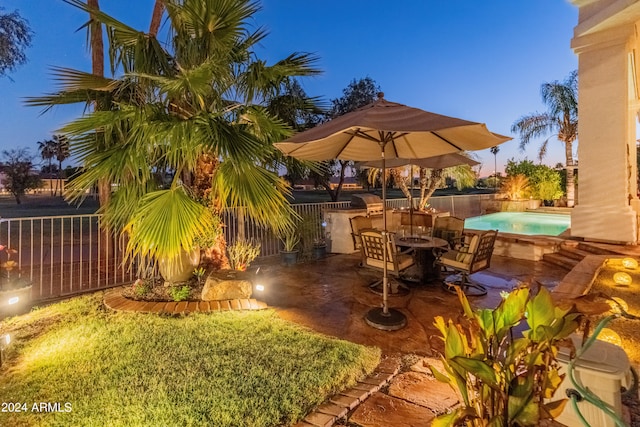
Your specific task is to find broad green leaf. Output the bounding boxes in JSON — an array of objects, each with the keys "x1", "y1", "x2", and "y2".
[
  {"x1": 476, "y1": 308, "x2": 495, "y2": 337},
  {"x1": 495, "y1": 288, "x2": 528, "y2": 336},
  {"x1": 508, "y1": 395, "x2": 539, "y2": 425},
  {"x1": 451, "y1": 356, "x2": 498, "y2": 388},
  {"x1": 445, "y1": 322, "x2": 465, "y2": 360},
  {"x1": 526, "y1": 287, "x2": 556, "y2": 339},
  {"x1": 429, "y1": 365, "x2": 452, "y2": 385}
]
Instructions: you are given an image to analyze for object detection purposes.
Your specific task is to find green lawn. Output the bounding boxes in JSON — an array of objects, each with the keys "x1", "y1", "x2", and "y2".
[{"x1": 0, "y1": 293, "x2": 380, "y2": 426}]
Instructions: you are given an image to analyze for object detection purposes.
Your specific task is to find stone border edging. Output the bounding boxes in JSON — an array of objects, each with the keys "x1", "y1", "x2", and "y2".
[
  {"x1": 103, "y1": 289, "x2": 268, "y2": 314},
  {"x1": 293, "y1": 355, "x2": 402, "y2": 427}
]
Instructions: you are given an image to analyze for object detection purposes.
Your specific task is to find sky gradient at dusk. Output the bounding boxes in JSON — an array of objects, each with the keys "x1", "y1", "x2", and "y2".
[{"x1": 0, "y1": 0, "x2": 578, "y2": 175}]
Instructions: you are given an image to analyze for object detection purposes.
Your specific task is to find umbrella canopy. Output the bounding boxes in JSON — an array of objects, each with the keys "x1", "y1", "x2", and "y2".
[
  {"x1": 356, "y1": 152, "x2": 480, "y2": 169},
  {"x1": 275, "y1": 95, "x2": 510, "y2": 161},
  {"x1": 274, "y1": 94, "x2": 510, "y2": 331}
]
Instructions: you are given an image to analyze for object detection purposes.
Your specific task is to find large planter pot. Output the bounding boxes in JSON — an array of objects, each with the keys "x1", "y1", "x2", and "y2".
[
  {"x1": 312, "y1": 245, "x2": 327, "y2": 260},
  {"x1": 158, "y1": 248, "x2": 200, "y2": 283},
  {"x1": 280, "y1": 250, "x2": 299, "y2": 266}
]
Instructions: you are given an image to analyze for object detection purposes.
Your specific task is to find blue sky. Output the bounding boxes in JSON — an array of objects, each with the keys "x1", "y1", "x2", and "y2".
[{"x1": 0, "y1": 0, "x2": 578, "y2": 176}]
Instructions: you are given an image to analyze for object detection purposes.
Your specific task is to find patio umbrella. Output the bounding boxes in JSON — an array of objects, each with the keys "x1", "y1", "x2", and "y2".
[
  {"x1": 275, "y1": 93, "x2": 510, "y2": 331},
  {"x1": 357, "y1": 153, "x2": 481, "y2": 235}
]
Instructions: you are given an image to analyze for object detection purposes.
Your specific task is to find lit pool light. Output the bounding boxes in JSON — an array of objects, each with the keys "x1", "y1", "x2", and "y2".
[{"x1": 464, "y1": 212, "x2": 570, "y2": 236}]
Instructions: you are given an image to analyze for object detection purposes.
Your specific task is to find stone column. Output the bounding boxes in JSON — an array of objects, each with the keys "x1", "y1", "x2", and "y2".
[{"x1": 571, "y1": 1, "x2": 640, "y2": 244}]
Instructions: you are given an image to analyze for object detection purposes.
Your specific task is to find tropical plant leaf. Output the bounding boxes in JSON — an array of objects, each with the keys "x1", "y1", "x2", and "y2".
[
  {"x1": 451, "y1": 356, "x2": 498, "y2": 388},
  {"x1": 508, "y1": 394, "x2": 539, "y2": 425},
  {"x1": 124, "y1": 187, "x2": 214, "y2": 265}
]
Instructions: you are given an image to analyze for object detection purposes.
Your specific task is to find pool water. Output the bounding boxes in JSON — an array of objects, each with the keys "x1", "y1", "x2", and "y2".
[{"x1": 464, "y1": 212, "x2": 570, "y2": 236}]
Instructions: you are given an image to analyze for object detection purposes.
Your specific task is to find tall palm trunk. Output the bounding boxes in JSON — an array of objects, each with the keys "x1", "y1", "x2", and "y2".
[
  {"x1": 565, "y1": 140, "x2": 575, "y2": 207},
  {"x1": 87, "y1": 0, "x2": 115, "y2": 269},
  {"x1": 193, "y1": 153, "x2": 230, "y2": 270},
  {"x1": 149, "y1": 1, "x2": 165, "y2": 36}
]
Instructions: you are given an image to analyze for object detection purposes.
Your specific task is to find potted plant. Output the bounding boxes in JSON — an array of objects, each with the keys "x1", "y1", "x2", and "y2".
[
  {"x1": 429, "y1": 285, "x2": 583, "y2": 426},
  {"x1": 312, "y1": 237, "x2": 327, "y2": 260},
  {"x1": 279, "y1": 231, "x2": 300, "y2": 266},
  {"x1": 0, "y1": 245, "x2": 32, "y2": 314}
]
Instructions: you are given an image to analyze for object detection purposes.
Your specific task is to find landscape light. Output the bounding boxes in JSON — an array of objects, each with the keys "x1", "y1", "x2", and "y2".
[
  {"x1": 597, "y1": 328, "x2": 622, "y2": 347},
  {"x1": 608, "y1": 297, "x2": 629, "y2": 314},
  {"x1": 255, "y1": 284, "x2": 265, "y2": 292},
  {"x1": 622, "y1": 257, "x2": 638, "y2": 269},
  {"x1": 613, "y1": 272, "x2": 633, "y2": 286},
  {"x1": 7, "y1": 296, "x2": 19, "y2": 305}
]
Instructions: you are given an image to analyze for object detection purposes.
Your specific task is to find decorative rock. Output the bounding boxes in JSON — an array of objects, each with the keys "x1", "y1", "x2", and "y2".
[
  {"x1": 349, "y1": 392, "x2": 435, "y2": 427},
  {"x1": 201, "y1": 270, "x2": 253, "y2": 301},
  {"x1": 387, "y1": 371, "x2": 459, "y2": 413}
]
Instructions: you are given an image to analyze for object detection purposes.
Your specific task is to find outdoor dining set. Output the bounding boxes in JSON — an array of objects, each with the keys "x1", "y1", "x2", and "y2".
[{"x1": 349, "y1": 211, "x2": 499, "y2": 302}]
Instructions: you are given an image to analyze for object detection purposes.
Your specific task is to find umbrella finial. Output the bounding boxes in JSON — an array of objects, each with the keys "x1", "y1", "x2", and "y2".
[{"x1": 377, "y1": 92, "x2": 385, "y2": 100}]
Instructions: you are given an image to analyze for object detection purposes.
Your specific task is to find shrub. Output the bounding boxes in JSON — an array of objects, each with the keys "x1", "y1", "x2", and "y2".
[
  {"x1": 430, "y1": 286, "x2": 582, "y2": 426},
  {"x1": 227, "y1": 240, "x2": 261, "y2": 271},
  {"x1": 170, "y1": 285, "x2": 191, "y2": 302}
]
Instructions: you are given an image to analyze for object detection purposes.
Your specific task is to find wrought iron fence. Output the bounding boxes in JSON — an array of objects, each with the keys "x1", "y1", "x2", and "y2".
[{"x1": 0, "y1": 195, "x2": 484, "y2": 303}]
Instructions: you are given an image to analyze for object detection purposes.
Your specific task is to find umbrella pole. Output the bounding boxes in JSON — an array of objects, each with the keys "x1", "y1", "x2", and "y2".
[
  {"x1": 409, "y1": 164, "x2": 414, "y2": 236},
  {"x1": 365, "y1": 141, "x2": 407, "y2": 331}
]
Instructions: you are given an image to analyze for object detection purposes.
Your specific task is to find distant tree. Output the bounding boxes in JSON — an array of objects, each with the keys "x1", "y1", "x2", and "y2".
[
  {"x1": 312, "y1": 77, "x2": 381, "y2": 201},
  {"x1": 511, "y1": 71, "x2": 578, "y2": 206},
  {"x1": 0, "y1": 8, "x2": 33, "y2": 78},
  {"x1": 505, "y1": 159, "x2": 563, "y2": 201},
  {"x1": 52, "y1": 134, "x2": 69, "y2": 196},
  {"x1": 37, "y1": 138, "x2": 56, "y2": 195},
  {"x1": 490, "y1": 146, "x2": 500, "y2": 191},
  {"x1": 1, "y1": 148, "x2": 41, "y2": 204}
]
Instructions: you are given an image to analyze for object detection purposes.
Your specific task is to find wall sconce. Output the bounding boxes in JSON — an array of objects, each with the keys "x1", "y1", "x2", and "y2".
[
  {"x1": 622, "y1": 257, "x2": 638, "y2": 269},
  {"x1": 613, "y1": 272, "x2": 633, "y2": 286}
]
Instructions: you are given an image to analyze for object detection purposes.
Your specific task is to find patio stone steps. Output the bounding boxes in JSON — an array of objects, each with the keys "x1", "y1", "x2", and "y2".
[{"x1": 543, "y1": 240, "x2": 628, "y2": 271}]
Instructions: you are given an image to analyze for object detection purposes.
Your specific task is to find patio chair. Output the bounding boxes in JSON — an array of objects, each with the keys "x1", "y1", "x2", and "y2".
[
  {"x1": 436, "y1": 229, "x2": 498, "y2": 297},
  {"x1": 432, "y1": 216, "x2": 465, "y2": 249},
  {"x1": 350, "y1": 216, "x2": 374, "y2": 267},
  {"x1": 359, "y1": 228, "x2": 414, "y2": 294}
]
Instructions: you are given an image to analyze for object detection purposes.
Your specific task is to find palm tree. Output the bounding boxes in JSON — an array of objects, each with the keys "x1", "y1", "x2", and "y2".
[
  {"x1": 26, "y1": 0, "x2": 321, "y2": 272},
  {"x1": 52, "y1": 134, "x2": 69, "y2": 196},
  {"x1": 490, "y1": 145, "x2": 499, "y2": 191},
  {"x1": 37, "y1": 139, "x2": 56, "y2": 195},
  {"x1": 511, "y1": 71, "x2": 578, "y2": 207}
]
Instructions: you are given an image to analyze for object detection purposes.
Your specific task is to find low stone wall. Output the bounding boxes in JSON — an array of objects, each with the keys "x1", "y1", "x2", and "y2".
[{"x1": 481, "y1": 198, "x2": 541, "y2": 214}]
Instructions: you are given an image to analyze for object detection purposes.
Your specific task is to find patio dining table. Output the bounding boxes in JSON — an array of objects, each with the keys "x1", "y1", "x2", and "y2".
[{"x1": 396, "y1": 236, "x2": 448, "y2": 284}]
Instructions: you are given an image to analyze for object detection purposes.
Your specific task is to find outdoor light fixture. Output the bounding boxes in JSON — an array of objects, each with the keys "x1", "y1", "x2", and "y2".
[
  {"x1": 613, "y1": 272, "x2": 633, "y2": 286},
  {"x1": 255, "y1": 284, "x2": 265, "y2": 292},
  {"x1": 622, "y1": 257, "x2": 638, "y2": 269},
  {"x1": 7, "y1": 296, "x2": 19, "y2": 305},
  {"x1": 597, "y1": 328, "x2": 623, "y2": 347},
  {"x1": 608, "y1": 297, "x2": 629, "y2": 314}
]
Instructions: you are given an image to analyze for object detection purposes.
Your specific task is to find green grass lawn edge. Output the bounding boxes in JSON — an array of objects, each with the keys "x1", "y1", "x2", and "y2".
[{"x1": 0, "y1": 293, "x2": 380, "y2": 427}]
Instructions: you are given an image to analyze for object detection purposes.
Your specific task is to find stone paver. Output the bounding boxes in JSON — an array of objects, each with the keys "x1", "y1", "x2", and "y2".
[{"x1": 349, "y1": 392, "x2": 436, "y2": 427}]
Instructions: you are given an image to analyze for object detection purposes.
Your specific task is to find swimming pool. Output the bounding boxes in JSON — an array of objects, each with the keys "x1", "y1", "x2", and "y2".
[{"x1": 464, "y1": 212, "x2": 570, "y2": 236}]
